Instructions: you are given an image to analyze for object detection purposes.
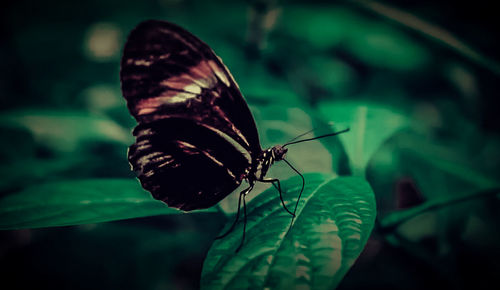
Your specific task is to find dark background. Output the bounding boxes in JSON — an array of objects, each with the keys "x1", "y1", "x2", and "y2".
[{"x1": 1, "y1": 0, "x2": 499, "y2": 289}]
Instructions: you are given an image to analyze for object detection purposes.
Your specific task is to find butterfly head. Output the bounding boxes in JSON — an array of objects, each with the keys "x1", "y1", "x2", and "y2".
[{"x1": 271, "y1": 145, "x2": 288, "y2": 161}]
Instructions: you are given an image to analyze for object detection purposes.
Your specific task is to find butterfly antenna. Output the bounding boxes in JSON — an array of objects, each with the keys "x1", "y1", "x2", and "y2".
[
  {"x1": 284, "y1": 122, "x2": 335, "y2": 144},
  {"x1": 285, "y1": 128, "x2": 317, "y2": 144},
  {"x1": 283, "y1": 128, "x2": 350, "y2": 147}
]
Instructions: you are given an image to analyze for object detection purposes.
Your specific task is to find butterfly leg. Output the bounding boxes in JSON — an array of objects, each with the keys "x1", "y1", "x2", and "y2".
[
  {"x1": 215, "y1": 184, "x2": 253, "y2": 247},
  {"x1": 281, "y1": 159, "x2": 305, "y2": 217},
  {"x1": 235, "y1": 192, "x2": 248, "y2": 253},
  {"x1": 259, "y1": 178, "x2": 295, "y2": 217}
]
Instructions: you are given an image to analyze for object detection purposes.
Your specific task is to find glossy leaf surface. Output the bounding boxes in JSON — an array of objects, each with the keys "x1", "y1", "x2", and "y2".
[
  {"x1": 0, "y1": 179, "x2": 216, "y2": 230},
  {"x1": 202, "y1": 173, "x2": 376, "y2": 290}
]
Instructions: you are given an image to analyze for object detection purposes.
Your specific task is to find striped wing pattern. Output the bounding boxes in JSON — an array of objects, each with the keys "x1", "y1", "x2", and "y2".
[{"x1": 120, "y1": 20, "x2": 261, "y2": 210}]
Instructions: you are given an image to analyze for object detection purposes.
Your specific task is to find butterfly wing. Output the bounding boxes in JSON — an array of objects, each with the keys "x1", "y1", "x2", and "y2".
[
  {"x1": 128, "y1": 118, "x2": 252, "y2": 210},
  {"x1": 120, "y1": 20, "x2": 261, "y2": 210}
]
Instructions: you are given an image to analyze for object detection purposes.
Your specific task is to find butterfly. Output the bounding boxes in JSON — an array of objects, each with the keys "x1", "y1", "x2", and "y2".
[{"x1": 120, "y1": 20, "x2": 347, "y2": 249}]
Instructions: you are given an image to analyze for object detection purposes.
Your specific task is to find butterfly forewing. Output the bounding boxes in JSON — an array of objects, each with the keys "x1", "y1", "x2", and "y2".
[
  {"x1": 121, "y1": 20, "x2": 261, "y2": 153},
  {"x1": 120, "y1": 20, "x2": 261, "y2": 210}
]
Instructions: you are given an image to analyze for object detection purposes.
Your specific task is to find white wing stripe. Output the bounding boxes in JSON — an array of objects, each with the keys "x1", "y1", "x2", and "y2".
[{"x1": 201, "y1": 124, "x2": 252, "y2": 164}]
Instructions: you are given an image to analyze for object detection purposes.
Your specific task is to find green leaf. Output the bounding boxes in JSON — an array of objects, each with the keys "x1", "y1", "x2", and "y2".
[
  {"x1": 0, "y1": 109, "x2": 132, "y2": 155},
  {"x1": 201, "y1": 173, "x2": 376, "y2": 290},
  {"x1": 318, "y1": 101, "x2": 410, "y2": 176},
  {"x1": 0, "y1": 179, "x2": 216, "y2": 230}
]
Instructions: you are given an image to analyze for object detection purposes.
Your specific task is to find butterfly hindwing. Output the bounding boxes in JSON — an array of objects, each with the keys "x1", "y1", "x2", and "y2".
[
  {"x1": 128, "y1": 118, "x2": 251, "y2": 210},
  {"x1": 120, "y1": 20, "x2": 261, "y2": 210}
]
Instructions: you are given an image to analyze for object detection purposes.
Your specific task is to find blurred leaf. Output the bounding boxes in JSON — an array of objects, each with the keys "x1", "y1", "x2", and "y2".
[
  {"x1": 346, "y1": 22, "x2": 429, "y2": 71},
  {"x1": 307, "y1": 56, "x2": 359, "y2": 98},
  {"x1": 0, "y1": 179, "x2": 217, "y2": 230},
  {"x1": 255, "y1": 104, "x2": 343, "y2": 175},
  {"x1": 281, "y1": 5, "x2": 360, "y2": 49},
  {"x1": 318, "y1": 101, "x2": 410, "y2": 176},
  {"x1": 0, "y1": 157, "x2": 84, "y2": 193},
  {"x1": 218, "y1": 104, "x2": 349, "y2": 215},
  {"x1": 409, "y1": 147, "x2": 499, "y2": 195},
  {"x1": 380, "y1": 187, "x2": 500, "y2": 231},
  {"x1": 233, "y1": 60, "x2": 302, "y2": 106},
  {"x1": 0, "y1": 143, "x2": 133, "y2": 194},
  {"x1": 281, "y1": 5, "x2": 429, "y2": 70},
  {"x1": 202, "y1": 173, "x2": 376, "y2": 290},
  {"x1": 390, "y1": 131, "x2": 498, "y2": 200},
  {"x1": 399, "y1": 136, "x2": 499, "y2": 244},
  {"x1": 0, "y1": 109, "x2": 132, "y2": 155},
  {"x1": 366, "y1": 98, "x2": 500, "y2": 215},
  {"x1": 349, "y1": 0, "x2": 500, "y2": 76},
  {"x1": 368, "y1": 130, "x2": 500, "y2": 244}
]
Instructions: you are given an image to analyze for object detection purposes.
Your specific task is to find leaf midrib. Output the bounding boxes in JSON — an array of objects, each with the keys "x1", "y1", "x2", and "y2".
[
  {"x1": 222, "y1": 175, "x2": 336, "y2": 289},
  {"x1": 262, "y1": 176, "x2": 336, "y2": 288}
]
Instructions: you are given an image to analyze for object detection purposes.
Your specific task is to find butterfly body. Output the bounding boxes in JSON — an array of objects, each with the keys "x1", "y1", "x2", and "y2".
[
  {"x1": 121, "y1": 20, "x2": 288, "y2": 211},
  {"x1": 251, "y1": 145, "x2": 288, "y2": 181}
]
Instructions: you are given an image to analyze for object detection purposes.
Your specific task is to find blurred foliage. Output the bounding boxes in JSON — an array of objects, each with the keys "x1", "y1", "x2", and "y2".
[
  {"x1": 203, "y1": 174, "x2": 375, "y2": 290},
  {"x1": 1, "y1": 0, "x2": 499, "y2": 289}
]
